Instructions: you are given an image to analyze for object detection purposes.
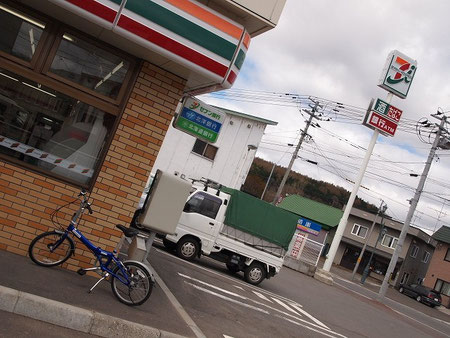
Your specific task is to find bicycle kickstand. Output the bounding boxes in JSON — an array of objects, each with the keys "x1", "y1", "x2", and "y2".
[
  {"x1": 88, "y1": 273, "x2": 109, "y2": 293},
  {"x1": 77, "y1": 267, "x2": 109, "y2": 293}
]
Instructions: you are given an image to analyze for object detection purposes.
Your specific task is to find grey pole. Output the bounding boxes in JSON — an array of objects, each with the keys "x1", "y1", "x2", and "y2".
[
  {"x1": 377, "y1": 114, "x2": 447, "y2": 300},
  {"x1": 351, "y1": 201, "x2": 386, "y2": 280},
  {"x1": 272, "y1": 103, "x2": 319, "y2": 205},
  {"x1": 261, "y1": 163, "x2": 276, "y2": 200}
]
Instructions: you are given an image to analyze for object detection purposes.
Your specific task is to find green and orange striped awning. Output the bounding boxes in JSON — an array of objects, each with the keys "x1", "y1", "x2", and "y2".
[{"x1": 52, "y1": 0, "x2": 251, "y2": 90}]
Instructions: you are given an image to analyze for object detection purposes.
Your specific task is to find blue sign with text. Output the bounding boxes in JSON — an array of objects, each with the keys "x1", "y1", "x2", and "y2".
[{"x1": 297, "y1": 218, "x2": 321, "y2": 236}]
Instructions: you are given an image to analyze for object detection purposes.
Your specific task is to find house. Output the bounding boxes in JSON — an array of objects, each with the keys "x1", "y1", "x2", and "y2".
[
  {"x1": 0, "y1": 0, "x2": 286, "y2": 269},
  {"x1": 424, "y1": 226, "x2": 450, "y2": 308},
  {"x1": 332, "y1": 208, "x2": 435, "y2": 284},
  {"x1": 277, "y1": 195, "x2": 343, "y2": 275},
  {"x1": 152, "y1": 106, "x2": 277, "y2": 189}
]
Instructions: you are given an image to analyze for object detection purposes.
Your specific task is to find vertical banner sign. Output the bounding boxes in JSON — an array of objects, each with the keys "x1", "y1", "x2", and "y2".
[
  {"x1": 378, "y1": 50, "x2": 417, "y2": 99},
  {"x1": 174, "y1": 96, "x2": 225, "y2": 143}
]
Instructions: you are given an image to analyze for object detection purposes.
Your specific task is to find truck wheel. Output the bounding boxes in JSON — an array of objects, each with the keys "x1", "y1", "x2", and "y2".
[
  {"x1": 176, "y1": 237, "x2": 199, "y2": 261},
  {"x1": 244, "y1": 263, "x2": 266, "y2": 285},
  {"x1": 226, "y1": 263, "x2": 240, "y2": 274}
]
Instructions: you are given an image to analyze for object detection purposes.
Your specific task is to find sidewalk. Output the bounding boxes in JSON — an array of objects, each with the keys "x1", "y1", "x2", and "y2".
[{"x1": 0, "y1": 250, "x2": 196, "y2": 338}]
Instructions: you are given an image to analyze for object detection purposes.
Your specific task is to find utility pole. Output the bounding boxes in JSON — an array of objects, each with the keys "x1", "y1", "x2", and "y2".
[
  {"x1": 272, "y1": 102, "x2": 320, "y2": 205},
  {"x1": 351, "y1": 201, "x2": 386, "y2": 280},
  {"x1": 261, "y1": 163, "x2": 276, "y2": 200},
  {"x1": 377, "y1": 113, "x2": 447, "y2": 300}
]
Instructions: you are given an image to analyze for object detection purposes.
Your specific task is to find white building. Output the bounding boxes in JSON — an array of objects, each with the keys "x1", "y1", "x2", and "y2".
[{"x1": 152, "y1": 106, "x2": 277, "y2": 189}]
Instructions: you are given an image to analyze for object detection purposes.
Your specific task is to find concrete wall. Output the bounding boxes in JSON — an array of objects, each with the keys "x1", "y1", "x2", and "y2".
[{"x1": 0, "y1": 62, "x2": 185, "y2": 270}]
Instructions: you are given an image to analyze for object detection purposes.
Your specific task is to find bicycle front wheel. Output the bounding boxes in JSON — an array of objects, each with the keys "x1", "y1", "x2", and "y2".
[
  {"x1": 111, "y1": 261, "x2": 153, "y2": 306},
  {"x1": 28, "y1": 231, "x2": 74, "y2": 267}
]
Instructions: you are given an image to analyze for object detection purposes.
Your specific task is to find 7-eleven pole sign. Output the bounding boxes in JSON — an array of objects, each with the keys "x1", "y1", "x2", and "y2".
[{"x1": 363, "y1": 98, "x2": 403, "y2": 137}]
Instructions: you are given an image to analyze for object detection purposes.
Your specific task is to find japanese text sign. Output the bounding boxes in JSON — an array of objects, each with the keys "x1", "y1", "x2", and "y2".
[{"x1": 174, "y1": 96, "x2": 225, "y2": 143}]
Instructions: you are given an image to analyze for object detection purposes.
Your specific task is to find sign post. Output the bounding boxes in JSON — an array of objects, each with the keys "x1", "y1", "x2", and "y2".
[{"x1": 319, "y1": 51, "x2": 417, "y2": 280}]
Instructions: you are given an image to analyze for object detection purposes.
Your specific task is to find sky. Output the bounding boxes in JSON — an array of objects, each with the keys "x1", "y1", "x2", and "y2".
[{"x1": 200, "y1": 0, "x2": 450, "y2": 234}]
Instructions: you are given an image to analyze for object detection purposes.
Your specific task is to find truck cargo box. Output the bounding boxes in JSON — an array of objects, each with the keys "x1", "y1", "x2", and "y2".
[{"x1": 220, "y1": 187, "x2": 298, "y2": 251}]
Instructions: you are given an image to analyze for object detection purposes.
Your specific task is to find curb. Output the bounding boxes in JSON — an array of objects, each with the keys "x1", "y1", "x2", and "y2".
[{"x1": 0, "y1": 285, "x2": 186, "y2": 338}]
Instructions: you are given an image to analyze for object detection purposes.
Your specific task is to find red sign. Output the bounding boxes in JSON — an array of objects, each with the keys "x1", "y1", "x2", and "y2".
[
  {"x1": 386, "y1": 105, "x2": 402, "y2": 122},
  {"x1": 368, "y1": 111, "x2": 398, "y2": 136}
]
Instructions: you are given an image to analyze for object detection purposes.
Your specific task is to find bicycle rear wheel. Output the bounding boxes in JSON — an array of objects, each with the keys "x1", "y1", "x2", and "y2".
[
  {"x1": 29, "y1": 231, "x2": 74, "y2": 267},
  {"x1": 111, "y1": 261, "x2": 153, "y2": 306}
]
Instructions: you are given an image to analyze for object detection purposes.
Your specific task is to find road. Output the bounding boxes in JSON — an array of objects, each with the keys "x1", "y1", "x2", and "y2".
[{"x1": 149, "y1": 242, "x2": 450, "y2": 338}]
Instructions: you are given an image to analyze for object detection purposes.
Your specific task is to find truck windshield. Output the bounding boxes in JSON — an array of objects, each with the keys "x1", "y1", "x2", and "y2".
[{"x1": 184, "y1": 192, "x2": 222, "y2": 219}]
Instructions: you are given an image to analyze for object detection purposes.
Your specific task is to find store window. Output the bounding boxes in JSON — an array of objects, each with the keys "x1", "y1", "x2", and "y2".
[
  {"x1": 48, "y1": 32, "x2": 130, "y2": 100},
  {"x1": 0, "y1": 68, "x2": 114, "y2": 185},
  {"x1": 192, "y1": 139, "x2": 218, "y2": 160},
  {"x1": 0, "y1": 3, "x2": 45, "y2": 62},
  {"x1": 381, "y1": 234, "x2": 398, "y2": 249},
  {"x1": 351, "y1": 223, "x2": 368, "y2": 238},
  {"x1": 0, "y1": 2, "x2": 135, "y2": 187}
]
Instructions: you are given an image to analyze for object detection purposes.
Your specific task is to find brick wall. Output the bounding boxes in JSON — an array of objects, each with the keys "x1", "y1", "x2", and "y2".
[{"x1": 0, "y1": 61, "x2": 185, "y2": 270}]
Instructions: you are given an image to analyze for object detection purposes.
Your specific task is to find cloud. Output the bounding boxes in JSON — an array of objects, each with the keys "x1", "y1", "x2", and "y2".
[{"x1": 201, "y1": 0, "x2": 450, "y2": 233}]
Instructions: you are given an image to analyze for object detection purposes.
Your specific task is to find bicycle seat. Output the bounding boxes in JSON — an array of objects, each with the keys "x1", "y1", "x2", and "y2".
[{"x1": 116, "y1": 224, "x2": 139, "y2": 238}]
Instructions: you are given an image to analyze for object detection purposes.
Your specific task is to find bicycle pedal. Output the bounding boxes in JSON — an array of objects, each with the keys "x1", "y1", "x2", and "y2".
[{"x1": 77, "y1": 268, "x2": 86, "y2": 276}]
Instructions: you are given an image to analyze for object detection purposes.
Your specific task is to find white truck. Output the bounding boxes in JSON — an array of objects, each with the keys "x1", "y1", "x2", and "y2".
[{"x1": 163, "y1": 180, "x2": 299, "y2": 285}]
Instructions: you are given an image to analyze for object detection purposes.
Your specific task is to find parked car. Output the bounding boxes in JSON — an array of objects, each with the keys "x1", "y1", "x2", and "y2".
[{"x1": 398, "y1": 284, "x2": 442, "y2": 308}]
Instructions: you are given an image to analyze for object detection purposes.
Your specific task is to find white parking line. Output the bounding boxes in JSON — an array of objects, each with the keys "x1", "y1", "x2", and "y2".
[
  {"x1": 275, "y1": 314, "x2": 347, "y2": 338},
  {"x1": 272, "y1": 297, "x2": 301, "y2": 315},
  {"x1": 290, "y1": 303, "x2": 330, "y2": 330},
  {"x1": 253, "y1": 291, "x2": 272, "y2": 302},
  {"x1": 178, "y1": 272, "x2": 344, "y2": 337},
  {"x1": 185, "y1": 281, "x2": 269, "y2": 314}
]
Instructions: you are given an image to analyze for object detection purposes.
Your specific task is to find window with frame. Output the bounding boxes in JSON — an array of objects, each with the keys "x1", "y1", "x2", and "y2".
[
  {"x1": 192, "y1": 139, "x2": 218, "y2": 161},
  {"x1": 445, "y1": 248, "x2": 450, "y2": 262},
  {"x1": 400, "y1": 272, "x2": 409, "y2": 285},
  {"x1": 422, "y1": 251, "x2": 430, "y2": 263},
  {"x1": 0, "y1": 2, "x2": 135, "y2": 187},
  {"x1": 410, "y1": 245, "x2": 419, "y2": 258},
  {"x1": 381, "y1": 234, "x2": 398, "y2": 249},
  {"x1": 351, "y1": 223, "x2": 368, "y2": 238},
  {"x1": 434, "y1": 279, "x2": 450, "y2": 297},
  {"x1": 183, "y1": 191, "x2": 222, "y2": 219}
]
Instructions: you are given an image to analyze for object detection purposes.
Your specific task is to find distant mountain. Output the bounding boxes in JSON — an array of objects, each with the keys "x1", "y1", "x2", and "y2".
[{"x1": 241, "y1": 157, "x2": 378, "y2": 213}]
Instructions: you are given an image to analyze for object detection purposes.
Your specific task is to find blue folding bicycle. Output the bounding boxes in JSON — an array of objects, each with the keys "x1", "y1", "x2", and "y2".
[{"x1": 28, "y1": 190, "x2": 155, "y2": 306}]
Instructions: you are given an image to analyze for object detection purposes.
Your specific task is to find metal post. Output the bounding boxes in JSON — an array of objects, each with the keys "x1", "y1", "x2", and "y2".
[
  {"x1": 272, "y1": 103, "x2": 319, "y2": 205},
  {"x1": 322, "y1": 129, "x2": 380, "y2": 271},
  {"x1": 377, "y1": 114, "x2": 447, "y2": 300},
  {"x1": 322, "y1": 93, "x2": 393, "y2": 272},
  {"x1": 351, "y1": 201, "x2": 385, "y2": 280}
]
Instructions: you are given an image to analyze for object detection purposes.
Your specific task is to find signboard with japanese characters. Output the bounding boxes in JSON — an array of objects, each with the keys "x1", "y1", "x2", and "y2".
[
  {"x1": 174, "y1": 96, "x2": 225, "y2": 143},
  {"x1": 363, "y1": 98, "x2": 402, "y2": 137},
  {"x1": 297, "y1": 217, "x2": 322, "y2": 236},
  {"x1": 366, "y1": 111, "x2": 398, "y2": 136},
  {"x1": 378, "y1": 50, "x2": 417, "y2": 99}
]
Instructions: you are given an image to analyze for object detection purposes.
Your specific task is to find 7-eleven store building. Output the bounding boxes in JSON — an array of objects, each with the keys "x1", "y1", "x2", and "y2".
[{"x1": 0, "y1": 0, "x2": 285, "y2": 270}]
